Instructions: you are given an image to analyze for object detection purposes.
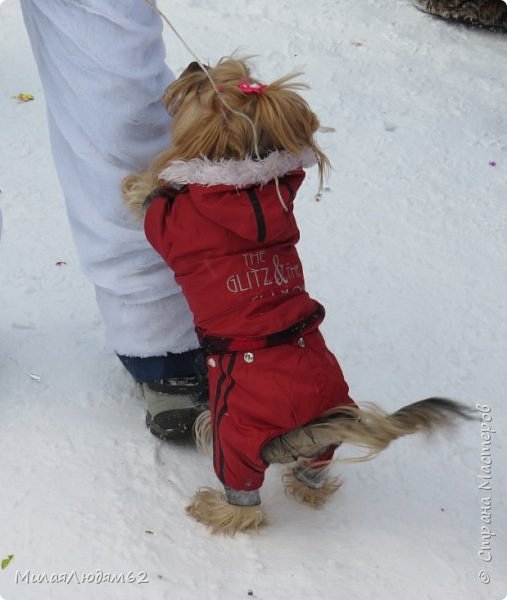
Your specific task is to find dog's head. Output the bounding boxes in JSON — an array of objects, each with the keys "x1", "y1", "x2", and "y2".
[{"x1": 162, "y1": 56, "x2": 329, "y2": 179}]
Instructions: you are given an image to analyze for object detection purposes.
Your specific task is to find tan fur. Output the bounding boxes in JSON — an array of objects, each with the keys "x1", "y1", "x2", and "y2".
[
  {"x1": 262, "y1": 398, "x2": 475, "y2": 464},
  {"x1": 282, "y1": 470, "x2": 342, "y2": 508},
  {"x1": 191, "y1": 399, "x2": 472, "y2": 529},
  {"x1": 122, "y1": 56, "x2": 330, "y2": 214},
  {"x1": 193, "y1": 409, "x2": 213, "y2": 456},
  {"x1": 197, "y1": 399, "x2": 474, "y2": 468},
  {"x1": 186, "y1": 488, "x2": 267, "y2": 535}
]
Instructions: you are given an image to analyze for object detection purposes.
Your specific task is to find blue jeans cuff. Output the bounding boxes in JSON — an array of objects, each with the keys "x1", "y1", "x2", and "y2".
[{"x1": 117, "y1": 349, "x2": 204, "y2": 383}]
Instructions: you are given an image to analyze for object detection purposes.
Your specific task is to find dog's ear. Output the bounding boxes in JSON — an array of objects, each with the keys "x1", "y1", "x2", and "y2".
[
  {"x1": 163, "y1": 63, "x2": 209, "y2": 116},
  {"x1": 182, "y1": 61, "x2": 210, "y2": 75}
]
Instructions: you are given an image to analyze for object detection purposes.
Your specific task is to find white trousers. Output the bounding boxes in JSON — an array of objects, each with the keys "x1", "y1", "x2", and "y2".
[{"x1": 21, "y1": 0, "x2": 198, "y2": 356}]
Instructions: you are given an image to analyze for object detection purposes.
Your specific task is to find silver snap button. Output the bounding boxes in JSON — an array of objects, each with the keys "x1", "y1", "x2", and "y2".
[
  {"x1": 297, "y1": 336, "x2": 306, "y2": 348},
  {"x1": 244, "y1": 352, "x2": 255, "y2": 363}
]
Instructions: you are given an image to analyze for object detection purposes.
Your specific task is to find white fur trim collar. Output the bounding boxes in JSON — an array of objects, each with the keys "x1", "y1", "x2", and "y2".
[{"x1": 158, "y1": 148, "x2": 317, "y2": 187}]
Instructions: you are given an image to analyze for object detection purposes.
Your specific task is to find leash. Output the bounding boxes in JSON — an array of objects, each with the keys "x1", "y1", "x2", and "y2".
[
  {"x1": 143, "y1": 0, "x2": 326, "y2": 208},
  {"x1": 143, "y1": 0, "x2": 262, "y2": 160}
]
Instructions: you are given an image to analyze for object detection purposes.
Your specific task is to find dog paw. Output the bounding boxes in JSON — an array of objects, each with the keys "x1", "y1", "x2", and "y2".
[
  {"x1": 186, "y1": 488, "x2": 267, "y2": 535},
  {"x1": 282, "y1": 470, "x2": 342, "y2": 508}
]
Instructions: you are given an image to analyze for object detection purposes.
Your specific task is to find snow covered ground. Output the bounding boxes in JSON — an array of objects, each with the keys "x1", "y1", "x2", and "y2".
[{"x1": 1, "y1": 0, "x2": 506, "y2": 599}]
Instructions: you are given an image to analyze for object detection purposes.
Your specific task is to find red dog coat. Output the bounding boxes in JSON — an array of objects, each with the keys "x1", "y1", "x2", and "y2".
[{"x1": 145, "y1": 155, "x2": 356, "y2": 492}]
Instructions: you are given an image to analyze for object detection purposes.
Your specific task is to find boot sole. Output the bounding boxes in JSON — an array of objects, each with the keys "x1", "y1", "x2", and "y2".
[{"x1": 146, "y1": 409, "x2": 198, "y2": 441}]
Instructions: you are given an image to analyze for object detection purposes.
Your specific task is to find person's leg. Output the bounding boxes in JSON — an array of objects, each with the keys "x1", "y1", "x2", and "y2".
[
  {"x1": 118, "y1": 350, "x2": 209, "y2": 439},
  {"x1": 21, "y1": 0, "x2": 205, "y2": 437}
]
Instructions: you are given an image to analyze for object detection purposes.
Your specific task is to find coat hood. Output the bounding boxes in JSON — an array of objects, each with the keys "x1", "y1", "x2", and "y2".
[{"x1": 158, "y1": 147, "x2": 317, "y2": 187}]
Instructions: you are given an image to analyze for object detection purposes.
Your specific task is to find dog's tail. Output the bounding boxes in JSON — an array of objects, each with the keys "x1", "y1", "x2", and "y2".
[{"x1": 262, "y1": 398, "x2": 476, "y2": 465}]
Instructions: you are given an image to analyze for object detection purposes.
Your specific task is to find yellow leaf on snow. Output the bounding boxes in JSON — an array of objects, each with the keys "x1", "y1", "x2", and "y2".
[{"x1": 12, "y1": 93, "x2": 35, "y2": 103}]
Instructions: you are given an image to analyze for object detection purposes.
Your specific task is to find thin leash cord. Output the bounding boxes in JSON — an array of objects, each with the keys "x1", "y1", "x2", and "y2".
[
  {"x1": 274, "y1": 177, "x2": 289, "y2": 212},
  {"x1": 144, "y1": 0, "x2": 261, "y2": 161}
]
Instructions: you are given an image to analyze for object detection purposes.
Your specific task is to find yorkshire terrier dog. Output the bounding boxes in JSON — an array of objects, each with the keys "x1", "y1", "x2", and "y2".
[{"x1": 123, "y1": 57, "x2": 472, "y2": 536}]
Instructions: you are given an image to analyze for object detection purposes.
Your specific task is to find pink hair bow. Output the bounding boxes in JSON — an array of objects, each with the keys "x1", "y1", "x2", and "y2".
[{"x1": 238, "y1": 80, "x2": 267, "y2": 95}]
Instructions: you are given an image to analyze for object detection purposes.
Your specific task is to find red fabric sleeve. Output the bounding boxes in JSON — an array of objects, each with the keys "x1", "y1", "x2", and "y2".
[{"x1": 144, "y1": 196, "x2": 173, "y2": 259}]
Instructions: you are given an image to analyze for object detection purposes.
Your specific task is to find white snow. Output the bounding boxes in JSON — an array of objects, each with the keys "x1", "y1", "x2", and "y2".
[{"x1": 1, "y1": 0, "x2": 506, "y2": 599}]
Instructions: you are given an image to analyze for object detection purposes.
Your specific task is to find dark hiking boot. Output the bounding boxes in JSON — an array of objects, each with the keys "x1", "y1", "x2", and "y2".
[{"x1": 143, "y1": 375, "x2": 208, "y2": 441}]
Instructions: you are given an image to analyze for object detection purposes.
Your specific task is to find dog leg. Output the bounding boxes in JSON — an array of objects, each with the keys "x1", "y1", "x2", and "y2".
[
  {"x1": 283, "y1": 465, "x2": 342, "y2": 508},
  {"x1": 186, "y1": 488, "x2": 266, "y2": 535}
]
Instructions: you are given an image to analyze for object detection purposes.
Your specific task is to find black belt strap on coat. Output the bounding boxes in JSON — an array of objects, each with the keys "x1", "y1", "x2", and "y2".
[{"x1": 197, "y1": 303, "x2": 325, "y2": 353}]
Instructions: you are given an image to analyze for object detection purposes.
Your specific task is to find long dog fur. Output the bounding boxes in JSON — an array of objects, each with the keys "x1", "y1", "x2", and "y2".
[
  {"x1": 186, "y1": 488, "x2": 266, "y2": 535},
  {"x1": 263, "y1": 397, "x2": 474, "y2": 464},
  {"x1": 194, "y1": 397, "x2": 474, "y2": 467},
  {"x1": 282, "y1": 469, "x2": 342, "y2": 508},
  {"x1": 190, "y1": 397, "x2": 473, "y2": 529}
]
